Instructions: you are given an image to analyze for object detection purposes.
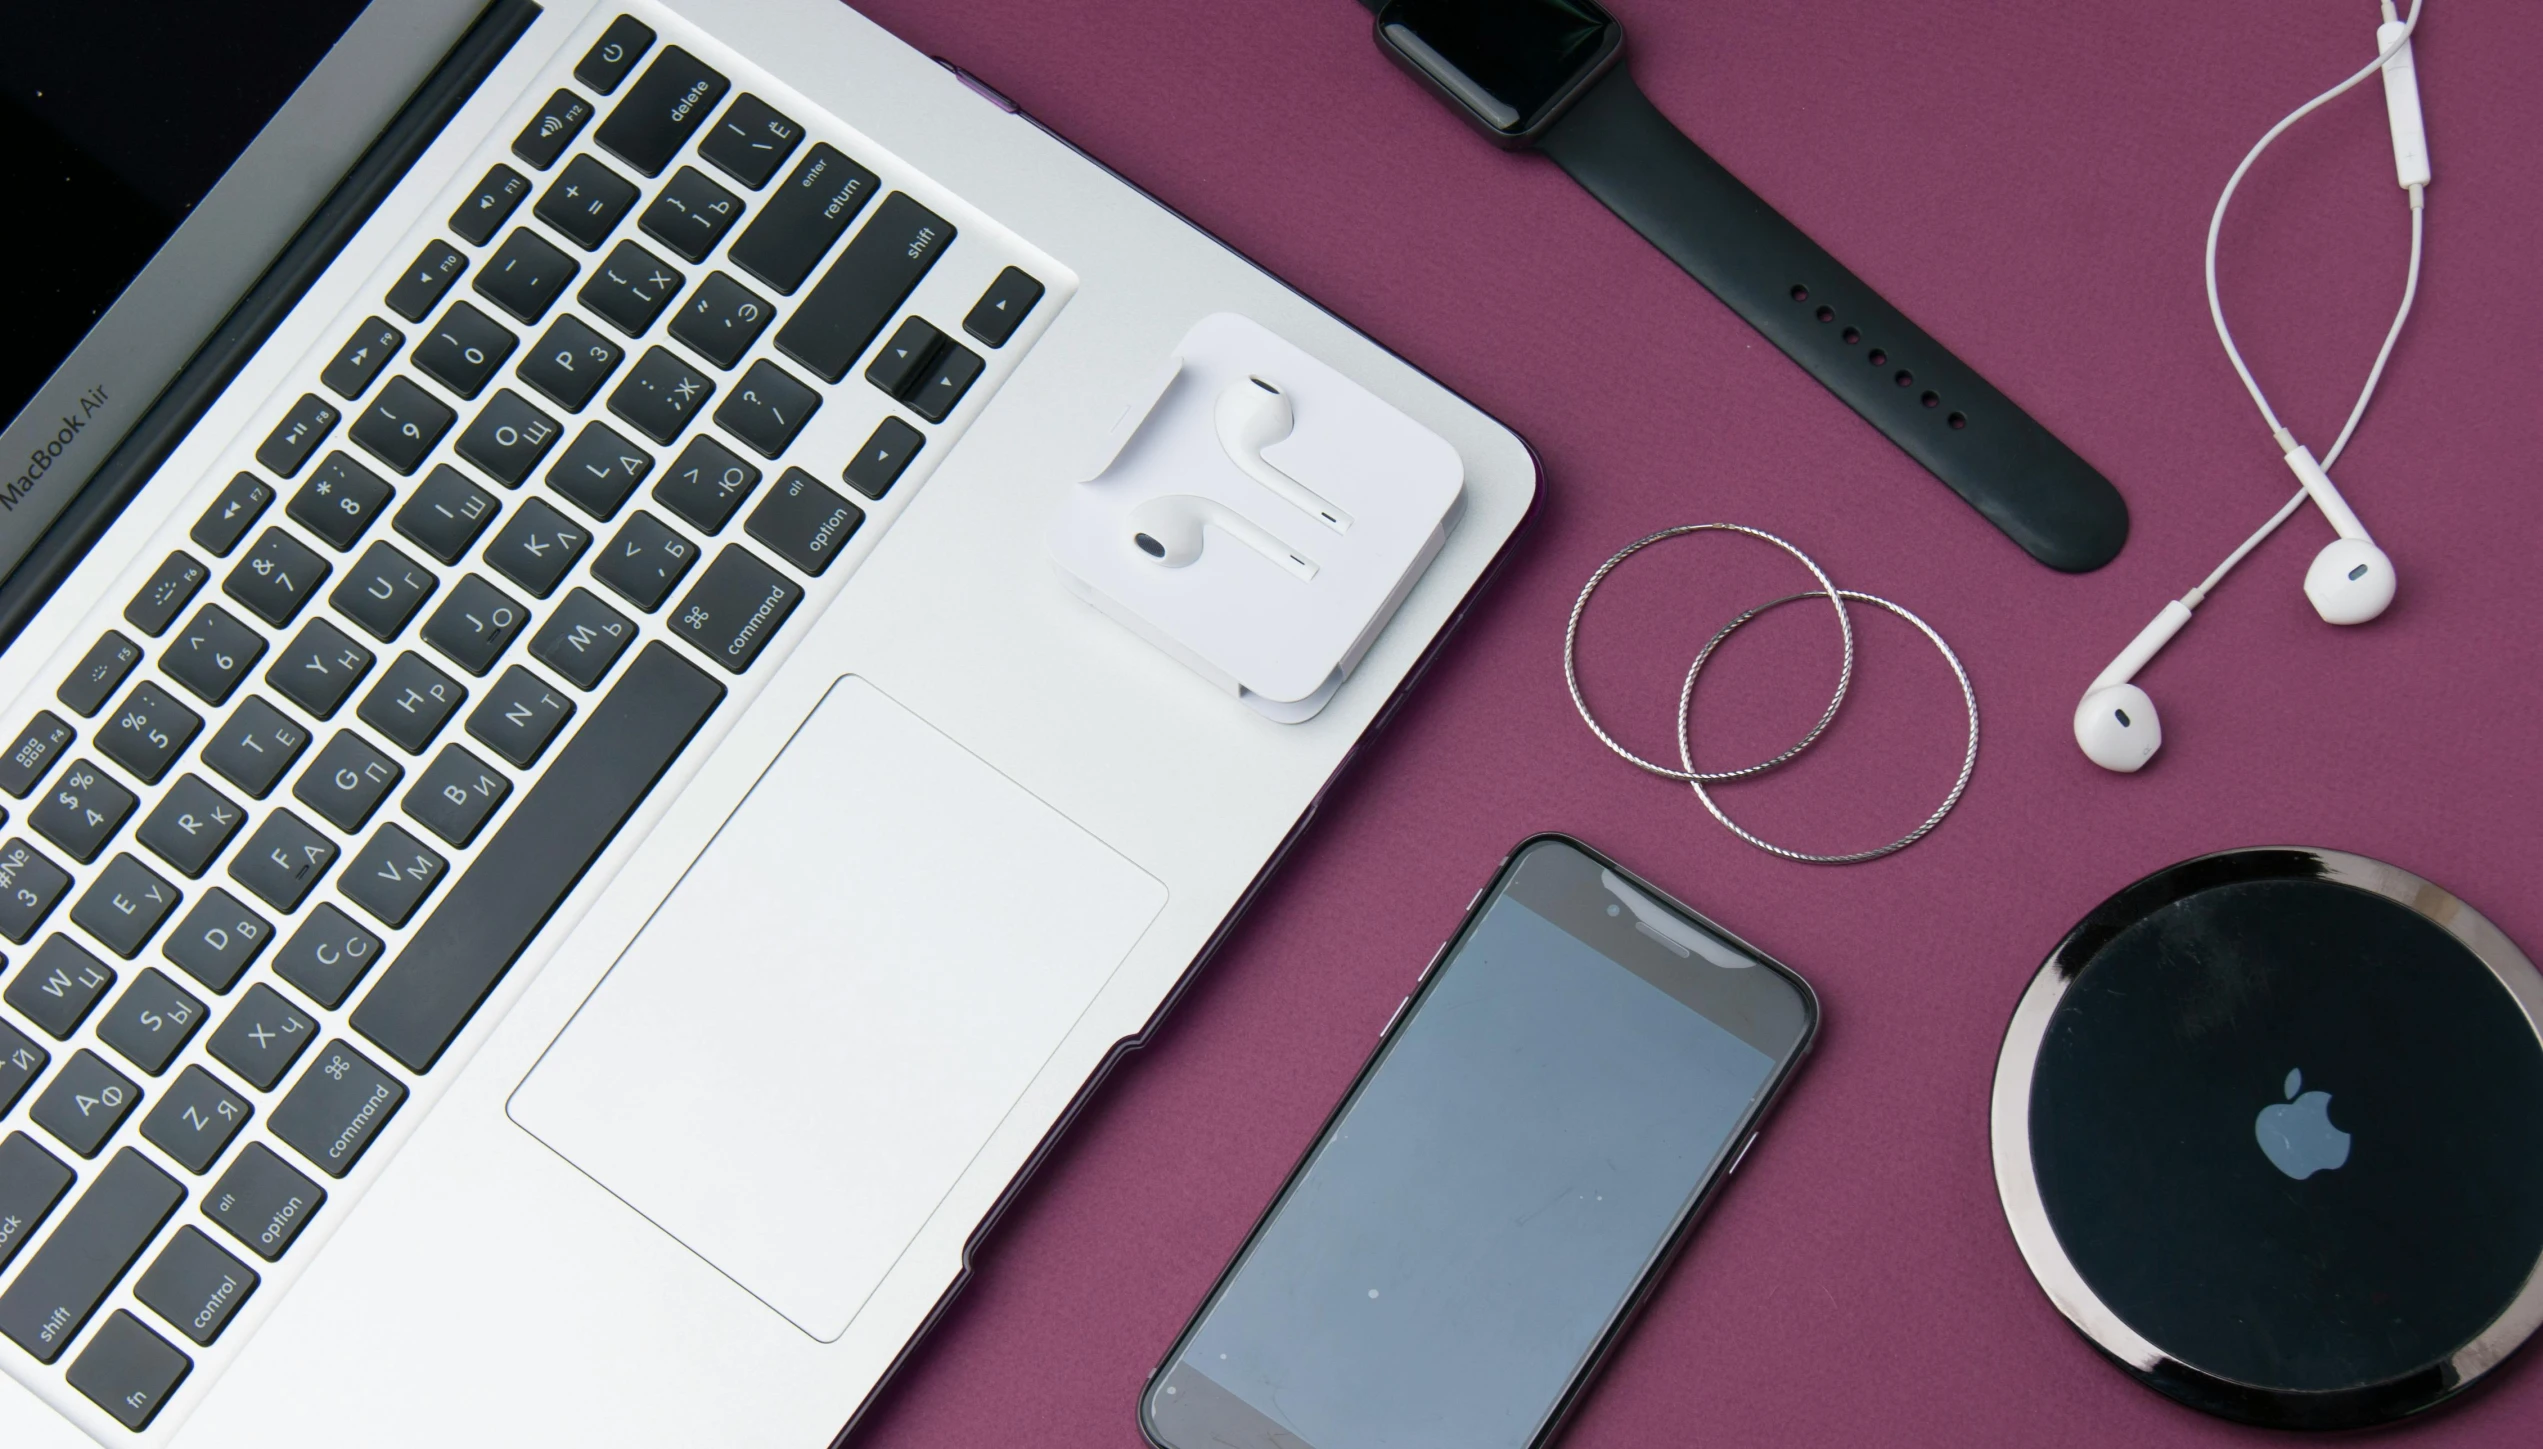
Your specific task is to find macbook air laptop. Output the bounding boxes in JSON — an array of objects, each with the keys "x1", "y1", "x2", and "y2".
[{"x1": 0, "y1": 2, "x2": 1537, "y2": 1442}]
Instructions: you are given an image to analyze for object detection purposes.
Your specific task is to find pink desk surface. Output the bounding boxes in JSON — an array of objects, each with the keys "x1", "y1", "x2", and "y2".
[{"x1": 843, "y1": 1, "x2": 2543, "y2": 1443}]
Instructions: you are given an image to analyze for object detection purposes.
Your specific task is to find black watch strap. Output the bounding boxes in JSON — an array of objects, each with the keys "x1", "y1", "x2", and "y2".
[{"x1": 1535, "y1": 66, "x2": 2125, "y2": 570}]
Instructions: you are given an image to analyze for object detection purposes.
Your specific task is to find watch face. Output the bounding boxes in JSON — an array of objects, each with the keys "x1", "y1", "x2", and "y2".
[{"x1": 1378, "y1": 0, "x2": 1623, "y2": 139}]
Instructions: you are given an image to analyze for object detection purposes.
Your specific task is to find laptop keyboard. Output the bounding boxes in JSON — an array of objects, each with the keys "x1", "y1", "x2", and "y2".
[{"x1": 0, "y1": 8, "x2": 1060, "y2": 1436}]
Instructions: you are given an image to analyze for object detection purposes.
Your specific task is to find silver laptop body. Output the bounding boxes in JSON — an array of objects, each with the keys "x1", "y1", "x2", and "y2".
[{"x1": 0, "y1": 1, "x2": 1536, "y2": 1442}]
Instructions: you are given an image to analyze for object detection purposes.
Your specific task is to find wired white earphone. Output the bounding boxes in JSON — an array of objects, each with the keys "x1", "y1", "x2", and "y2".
[{"x1": 2077, "y1": 0, "x2": 2430, "y2": 772}]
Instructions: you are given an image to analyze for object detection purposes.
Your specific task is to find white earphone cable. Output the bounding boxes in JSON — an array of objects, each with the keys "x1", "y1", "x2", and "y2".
[{"x1": 2185, "y1": 0, "x2": 2424, "y2": 607}]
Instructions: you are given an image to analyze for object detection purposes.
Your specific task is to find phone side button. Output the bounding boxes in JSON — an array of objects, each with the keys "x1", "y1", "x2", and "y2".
[
  {"x1": 1727, "y1": 1133, "x2": 1758, "y2": 1176},
  {"x1": 1418, "y1": 941, "x2": 1446, "y2": 983},
  {"x1": 1379, "y1": 996, "x2": 1409, "y2": 1039}
]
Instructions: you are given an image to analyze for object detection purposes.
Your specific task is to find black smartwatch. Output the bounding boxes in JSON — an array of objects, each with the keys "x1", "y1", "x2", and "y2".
[{"x1": 1367, "y1": 0, "x2": 2128, "y2": 572}]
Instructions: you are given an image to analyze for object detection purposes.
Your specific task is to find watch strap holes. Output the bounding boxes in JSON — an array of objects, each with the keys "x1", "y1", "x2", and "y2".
[
  {"x1": 1894, "y1": 369, "x2": 1915, "y2": 387},
  {"x1": 1789, "y1": 284, "x2": 1810, "y2": 302},
  {"x1": 1840, "y1": 326, "x2": 1861, "y2": 345},
  {"x1": 1815, "y1": 305, "x2": 1835, "y2": 323},
  {"x1": 1947, "y1": 411, "x2": 1969, "y2": 429}
]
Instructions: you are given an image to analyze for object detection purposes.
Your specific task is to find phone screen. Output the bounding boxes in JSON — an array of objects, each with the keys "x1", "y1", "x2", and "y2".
[{"x1": 1145, "y1": 838, "x2": 1814, "y2": 1449}]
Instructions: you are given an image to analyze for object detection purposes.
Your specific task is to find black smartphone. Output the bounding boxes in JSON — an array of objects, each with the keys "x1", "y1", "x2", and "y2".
[{"x1": 1142, "y1": 835, "x2": 1818, "y2": 1449}]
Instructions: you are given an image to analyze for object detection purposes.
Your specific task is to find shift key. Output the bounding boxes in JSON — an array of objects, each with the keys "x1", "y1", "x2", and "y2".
[
  {"x1": 0, "y1": 1149, "x2": 183, "y2": 1363},
  {"x1": 773, "y1": 193, "x2": 954, "y2": 383}
]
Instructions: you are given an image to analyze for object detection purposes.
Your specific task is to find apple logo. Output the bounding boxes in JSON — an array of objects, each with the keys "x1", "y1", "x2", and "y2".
[{"x1": 2254, "y1": 1068, "x2": 2352, "y2": 1180}]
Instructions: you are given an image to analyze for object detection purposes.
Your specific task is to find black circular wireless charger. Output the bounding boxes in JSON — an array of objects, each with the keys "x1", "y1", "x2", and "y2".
[{"x1": 1992, "y1": 848, "x2": 2543, "y2": 1429}]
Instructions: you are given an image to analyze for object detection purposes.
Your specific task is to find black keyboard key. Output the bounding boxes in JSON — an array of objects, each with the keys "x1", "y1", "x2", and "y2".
[
  {"x1": 224, "y1": 527, "x2": 330, "y2": 628},
  {"x1": 700, "y1": 93, "x2": 804, "y2": 189},
  {"x1": 592, "y1": 511, "x2": 699, "y2": 611},
  {"x1": 273, "y1": 905, "x2": 381, "y2": 1008},
  {"x1": 96, "y1": 969, "x2": 206, "y2": 1075},
  {"x1": 404, "y1": 745, "x2": 511, "y2": 847},
  {"x1": 654, "y1": 432, "x2": 760, "y2": 533},
  {"x1": 137, "y1": 774, "x2": 246, "y2": 879},
  {"x1": 341, "y1": 823, "x2": 449, "y2": 927},
  {"x1": 71, "y1": 853, "x2": 181, "y2": 959},
  {"x1": 607, "y1": 345, "x2": 713, "y2": 444},
  {"x1": 517, "y1": 314, "x2": 626, "y2": 412},
  {"x1": 385, "y1": 240, "x2": 468, "y2": 322},
  {"x1": 98, "y1": 680, "x2": 202, "y2": 784},
  {"x1": 268, "y1": 613, "x2": 380, "y2": 720},
  {"x1": 729, "y1": 144, "x2": 879, "y2": 295},
  {"x1": 160, "y1": 889, "x2": 271, "y2": 995},
  {"x1": 466, "y1": 667, "x2": 576, "y2": 769},
  {"x1": 320, "y1": 317, "x2": 407, "y2": 402},
  {"x1": 473, "y1": 227, "x2": 579, "y2": 325},
  {"x1": 161, "y1": 604, "x2": 266, "y2": 706},
  {"x1": 546, "y1": 421, "x2": 651, "y2": 520},
  {"x1": 454, "y1": 388, "x2": 565, "y2": 486},
  {"x1": 136, "y1": 1227, "x2": 257, "y2": 1346},
  {"x1": 207, "y1": 985, "x2": 316, "y2": 1092},
  {"x1": 328, "y1": 541, "x2": 436, "y2": 644},
  {"x1": 716, "y1": 358, "x2": 820, "y2": 458},
  {"x1": 747, "y1": 469, "x2": 862, "y2": 577},
  {"x1": 125, "y1": 551, "x2": 210, "y2": 637},
  {"x1": 0, "y1": 837, "x2": 70, "y2": 943},
  {"x1": 410, "y1": 299, "x2": 518, "y2": 400},
  {"x1": 449, "y1": 164, "x2": 529, "y2": 246},
  {"x1": 0, "y1": 1133, "x2": 72, "y2": 1270},
  {"x1": 358, "y1": 653, "x2": 467, "y2": 755},
  {"x1": 534, "y1": 152, "x2": 641, "y2": 251},
  {"x1": 2, "y1": 1031, "x2": 51, "y2": 1118},
  {"x1": 595, "y1": 46, "x2": 728, "y2": 177},
  {"x1": 289, "y1": 451, "x2": 396, "y2": 551},
  {"x1": 482, "y1": 497, "x2": 591, "y2": 598},
  {"x1": 906, "y1": 338, "x2": 985, "y2": 424},
  {"x1": 274, "y1": 1040, "x2": 407, "y2": 1178},
  {"x1": 293, "y1": 730, "x2": 404, "y2": 834},
  {"x1": 864, "y1": 315, "x2": 942, "y2": 399},
  {"x1": 394, "y1": 465, "x2": 502, "y2": 564},
  {"x1": 348, "y1": 376, "x2": 457, "y2": 475},
  {"x1": 191, "y1": 473, "x2": 279, "y2": 559},
  {"x1": 669, "y1": 270, "x2": 774, "y2": 371},
  {"x1": 69, "y1": 1310, "x2": 192, "y2": 1430},
  {"x1": 511, "y1": 88, "x2": 594, "y2": 171},
  {"x1": 205, "y1": 1143, "x2": 322, "y2": 1262},
  {"x1": 32, "y1": 759, "x2": 138, "y2": 862},
  {"x1": 59, "y1": 633, "x2": 141, "y2": 716},
  {"x1": 140, "y1": 1069, "x2": 253, "y2": 1175},
  {"x1": 581, "y1": 239, "x2": 684, "y2": 338},
  {"x1": 0, "y1": 1149, "x2": 182, "y2": 1362},
  {"x1": 351, "y1": 642, "x2": 722, "y2": 1071},
  {"x1": 200, "y1": 698, "x2": 311, "y2": 799},
  {"x1": 31, "y1": 1049, "x2": 140, "y2": 1158},
  {"x1": 227, "y1": 811, "x2": 336, "y2": 915},
  {"x1": 33, "y1": 757, "x2": 137, "y2": 859},
  {"x1": 963, "y1": 266, "x2": 1045, "y2": 348},
  {"x1": 528, "y1": 588, "x2": 636, "y2": 689},
  {"x1": 253, "y1": 394, "x2": 339, "y2": 478},
  {"x1": 776, "y1": 193, "x2": 956, "y2": 383},
  {"x1": 2, "y1": 714, "x2": 75, "y2": 801},
  {"x1": 638, "y1": 164, "x2": 743, "y2": 264},
  {"x1": 844, "y1": 416, "x2": 924, "y2": 500},
  {"x1": 422, "y1": 574, "x2": 530, "y2": 676},
  {"x1": 575, "y1": 15, "x2": 656, "y2": 95},
  {"x1": 670, "y1": 546, "x2": 801, "y2": 673}
]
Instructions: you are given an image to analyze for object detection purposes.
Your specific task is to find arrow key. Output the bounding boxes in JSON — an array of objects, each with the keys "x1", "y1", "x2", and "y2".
[{"x1": 962, "y1": 266, "x2": 1044, "y2": 349}]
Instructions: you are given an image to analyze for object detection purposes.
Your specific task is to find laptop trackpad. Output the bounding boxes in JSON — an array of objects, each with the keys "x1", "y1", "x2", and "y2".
[{"x1": 508, "y1": 675, "x2": 1167, "y2": 1340}]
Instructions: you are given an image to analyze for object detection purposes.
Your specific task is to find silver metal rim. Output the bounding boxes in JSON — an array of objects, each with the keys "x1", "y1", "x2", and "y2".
[
  {"x1": 1990, "y1": 847, "x2": 2543, "y2": 1424},
  {"x1": 1676, "y1": 591, "x2": 1979, "y2": 865},
  {"x1": 1562, "y1": 525, "x2": 1853, "y2": 783}
]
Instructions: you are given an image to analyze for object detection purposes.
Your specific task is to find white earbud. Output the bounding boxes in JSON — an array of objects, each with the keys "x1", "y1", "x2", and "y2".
[
  {"x1": 2281, "y1": 441, "x2": 2396, "y2": 625},
  {"x1": 1127, "y1": 495, "x2": 1318, "y2": 581},
  {"x1": 1214, "y1": 378, "x2": 1353, "y2": 534},
  {"x1": 2074, "y1": 601, "x2": 2194, "y2": 772}
]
